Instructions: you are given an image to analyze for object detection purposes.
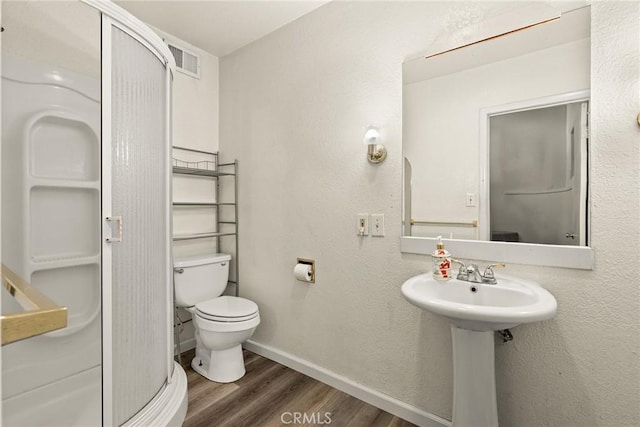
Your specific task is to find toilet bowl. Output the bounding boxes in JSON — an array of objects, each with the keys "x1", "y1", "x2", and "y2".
[
  {"x1": 174, "y1": 254, "x2": 260, "y2": 383},
  {"x1": 189, "y1": 296, "x2": 260, "y2": 382}
]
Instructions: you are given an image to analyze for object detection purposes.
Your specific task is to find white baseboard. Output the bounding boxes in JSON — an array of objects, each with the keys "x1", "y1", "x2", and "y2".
[{"x1": 243, "y1": 340, "x2": 451, "y2": 427}]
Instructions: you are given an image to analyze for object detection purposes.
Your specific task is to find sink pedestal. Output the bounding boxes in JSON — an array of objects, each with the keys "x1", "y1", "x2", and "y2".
[
  {"x1": 402, "y1": 273, "x2": 557, "y2": 427},
  {"x1": 451, "y1": 326, "x2": 498, "y2": 427}
]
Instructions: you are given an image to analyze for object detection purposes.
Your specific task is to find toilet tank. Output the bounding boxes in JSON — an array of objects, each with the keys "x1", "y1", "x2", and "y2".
[{"x1": 173, "y1": 253, "x2": 231, "y2": 307}]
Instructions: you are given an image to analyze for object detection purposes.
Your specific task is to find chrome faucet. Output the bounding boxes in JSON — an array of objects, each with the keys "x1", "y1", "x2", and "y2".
[
  {"x1": 460, "y1": 264, "x2": 483, "y2": 283},
  {"x1": 455, "y1": 261, "x2": 505, "y2": 285}
]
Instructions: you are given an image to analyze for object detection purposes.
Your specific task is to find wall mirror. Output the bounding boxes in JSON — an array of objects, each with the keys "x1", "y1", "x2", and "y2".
[{"x1": 401, "y1": 4, "x2": 594, "y2": 269}]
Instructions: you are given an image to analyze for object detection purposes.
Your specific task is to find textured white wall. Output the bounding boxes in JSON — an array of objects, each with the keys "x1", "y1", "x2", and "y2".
[{"x1": 220, "y1": 2, "x2": 639, "y2": 425}]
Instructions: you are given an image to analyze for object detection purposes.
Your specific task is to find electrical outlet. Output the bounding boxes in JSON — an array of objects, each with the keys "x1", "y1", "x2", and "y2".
[
  {"x1": 371, "y1": 214, "x2": 385, "y2": 237},
  {"x1": 357, "y1": 214, "x2": 369, "y2": 236},
  {"x1": 466, "y1": 193, "x2": 477, "y2": 207}
]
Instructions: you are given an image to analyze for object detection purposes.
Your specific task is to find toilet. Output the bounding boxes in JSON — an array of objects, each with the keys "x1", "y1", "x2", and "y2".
[{"x1": 173, "y1": 253, "x2": 260, "y2": 383}]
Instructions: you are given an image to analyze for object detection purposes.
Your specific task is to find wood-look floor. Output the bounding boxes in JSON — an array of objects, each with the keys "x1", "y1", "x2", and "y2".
[{"x1": 180, "y1": 349, "x2": 416, "y2": 427}]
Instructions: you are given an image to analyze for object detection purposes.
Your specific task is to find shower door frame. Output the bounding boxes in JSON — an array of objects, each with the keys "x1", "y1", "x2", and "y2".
[{"x1": 99, "y1": 10, "x2": 174, "y2": 426}]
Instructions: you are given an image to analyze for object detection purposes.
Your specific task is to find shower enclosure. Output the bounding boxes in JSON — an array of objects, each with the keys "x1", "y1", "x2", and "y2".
[{"x1": 1, "y1": 1, "x2": 187, "y2": 425}]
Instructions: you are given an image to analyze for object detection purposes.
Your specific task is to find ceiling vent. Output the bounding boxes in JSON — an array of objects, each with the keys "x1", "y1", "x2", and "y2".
[{"x1": 166, "y1": 41, "x2": 200, "y2": 79}]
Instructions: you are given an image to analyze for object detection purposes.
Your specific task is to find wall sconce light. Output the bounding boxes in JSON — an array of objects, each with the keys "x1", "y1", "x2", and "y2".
[{"x1": 363, "y1": 126, "x2": 387, "y2": 164}]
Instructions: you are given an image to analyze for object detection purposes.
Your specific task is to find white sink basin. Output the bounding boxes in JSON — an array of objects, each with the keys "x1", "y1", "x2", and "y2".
[{"x1": 401, "y1": 273, "x2": 557, "y2": 331}]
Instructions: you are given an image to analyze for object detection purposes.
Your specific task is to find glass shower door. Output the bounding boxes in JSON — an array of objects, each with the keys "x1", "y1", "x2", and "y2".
[{"x1": 102, "y1": 19, "x2": 172, "y2": 426}]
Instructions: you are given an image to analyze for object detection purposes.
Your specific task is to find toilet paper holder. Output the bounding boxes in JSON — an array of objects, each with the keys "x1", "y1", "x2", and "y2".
[{"x1": 296, "y1": 258, "x2": 316, "y2": 283}]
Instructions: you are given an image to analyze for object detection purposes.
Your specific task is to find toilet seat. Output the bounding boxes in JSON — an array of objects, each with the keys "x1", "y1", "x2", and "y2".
[{"x1": 195, "y1": 296, "x2": 259, "y2": 323}]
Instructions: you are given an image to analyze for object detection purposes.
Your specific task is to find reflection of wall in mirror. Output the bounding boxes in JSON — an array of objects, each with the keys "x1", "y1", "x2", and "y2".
[{"x1": 403, "y1": 38, "x2": 589, "y2": 240}]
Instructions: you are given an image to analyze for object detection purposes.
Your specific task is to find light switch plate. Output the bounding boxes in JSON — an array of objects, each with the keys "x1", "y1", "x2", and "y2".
[
  {"x1": 357, "y1": 214, "x2": 369, "y2": 236},
  {"x1": 466, "y1": 193, "x2": 477, "y2": 207},
  {"x1": 371, "y1": 214, "x2": 384, "y2": 237}
]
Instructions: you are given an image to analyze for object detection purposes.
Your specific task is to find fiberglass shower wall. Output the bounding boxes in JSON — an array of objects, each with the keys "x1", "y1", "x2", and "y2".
[
  {"x1": 1, "y1": 2, "x2": 102, "y2": 424},
  {"x1": 1, "y1": 2, "x2": 175, "y2": 425}
]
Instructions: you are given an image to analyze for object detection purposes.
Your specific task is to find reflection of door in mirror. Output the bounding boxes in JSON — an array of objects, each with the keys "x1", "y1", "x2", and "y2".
[{"x1": 488, "y1": 100, "x2": 588, "y2": 246}]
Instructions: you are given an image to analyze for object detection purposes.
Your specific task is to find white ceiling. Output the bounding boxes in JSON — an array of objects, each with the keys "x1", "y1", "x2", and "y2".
[{"x1": 116, "y1": 1, "x2": 329, "y2": 57}]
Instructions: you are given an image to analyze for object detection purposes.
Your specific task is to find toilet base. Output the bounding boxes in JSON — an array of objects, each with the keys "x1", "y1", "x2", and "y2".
[{"x1": 191, "y1": 344, "x2": 246, "y2": 383}]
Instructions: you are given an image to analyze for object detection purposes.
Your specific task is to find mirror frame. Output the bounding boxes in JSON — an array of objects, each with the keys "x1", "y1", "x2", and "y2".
[
  {"x1": 400, "y1": 4, "x2": 595, "y2": 270},
  {"x1": 400, "y1": 236, "x2": 594, "y2": 270}
]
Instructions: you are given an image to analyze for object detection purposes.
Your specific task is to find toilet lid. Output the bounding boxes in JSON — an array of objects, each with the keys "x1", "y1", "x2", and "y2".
[{"x1": 196, "y1": 296, "x2": 258, "y2": 322}]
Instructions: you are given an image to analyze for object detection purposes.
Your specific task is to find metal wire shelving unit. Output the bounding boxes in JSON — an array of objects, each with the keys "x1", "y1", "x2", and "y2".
[{"x1": 171, "y1": 146, "x2": 239, "y2": 295}]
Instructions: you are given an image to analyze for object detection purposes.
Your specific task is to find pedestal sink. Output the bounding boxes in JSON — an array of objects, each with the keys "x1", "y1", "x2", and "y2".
[{"x1": 401, "y1": 273, "x2": 557, "y2": 427}]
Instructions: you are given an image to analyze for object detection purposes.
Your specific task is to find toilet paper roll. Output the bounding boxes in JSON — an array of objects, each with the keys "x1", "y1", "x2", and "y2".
[{"x1": 294, "y1": 263, "x2": 313, "y2": 282}]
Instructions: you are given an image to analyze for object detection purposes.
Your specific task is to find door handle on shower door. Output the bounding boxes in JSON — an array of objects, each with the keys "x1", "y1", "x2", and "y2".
[{"x1": 106, "y1": 216, "x2": 123, "y2": 243}]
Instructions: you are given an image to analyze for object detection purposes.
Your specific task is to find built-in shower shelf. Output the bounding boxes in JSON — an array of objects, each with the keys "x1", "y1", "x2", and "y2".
[
  {"x1": 29, "y1": 178, "x2": 100, "y2": 190},
  {"x1": 31, "y1": 253, "x2": 100, "y2": 267},
  {"x1": 29, "y1": 112, "x2": 99, "y2": 183}
]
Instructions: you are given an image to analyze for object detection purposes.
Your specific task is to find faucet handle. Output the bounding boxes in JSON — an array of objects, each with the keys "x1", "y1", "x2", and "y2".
[
  {"x1": 452, "y1": 259, "x2": 471, "y2": 281},
  {"x1": 483, "y1": 263, "x2": 506, "y2": 279},
  {"x1": 451, "y1": 259, "x2": 467, "y2": 279},
  {"x1": 451, "y1": 259, "x2": 465, "y2": 268}
]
